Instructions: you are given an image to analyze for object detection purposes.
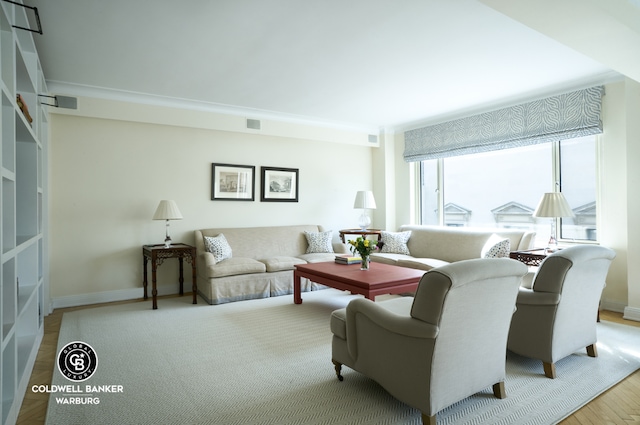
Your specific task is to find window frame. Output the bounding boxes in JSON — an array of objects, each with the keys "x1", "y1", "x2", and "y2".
[{"x1": 417, "y1": 137, "x2": 600, "y2": 245}]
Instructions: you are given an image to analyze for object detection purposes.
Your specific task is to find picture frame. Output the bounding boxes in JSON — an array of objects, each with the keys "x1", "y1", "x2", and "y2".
[
  {"x1": 261, "y1": 166, "x2": 299, "y2": 202},
  {"x1": 211, "y1": 163, "x2": 255, "y2": 201}
]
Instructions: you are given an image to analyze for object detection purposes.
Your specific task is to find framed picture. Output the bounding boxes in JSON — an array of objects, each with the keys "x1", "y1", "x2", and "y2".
[
  {"x1": 261, "y1": 167, "x2": 299, "y2": 202},
  {"x1": 211, "y1": 163, "x2": 255, "y2": 201}
]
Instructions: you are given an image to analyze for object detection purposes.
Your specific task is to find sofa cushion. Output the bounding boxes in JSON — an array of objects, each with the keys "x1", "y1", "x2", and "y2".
[
  {"x1": 204, "y1": 234, "x2": 233, "y2": 263},
  {"x1": 304, "y1": 230, "x2": 334, "y2": 253},
  {"x1": 207, "y1": 257, "x2": 266, "y2": 278},
  {"x1": 380, "y1": 230, "x2": 411, "y2": 255},
  {"x1": 481, "y1": 234, "x2": 511, "y2": 258},
  {"x1": 297, "y1": 253, "x2": 337, "y2": 263},
  {"x1": 370, "y1": 253, "x2": 412, "y2": 265},
  {"x1": 397, "y1": 225, "x2": 534, "y2": 262},
  {"x1": 196, "y1": 225, "x2": 328, "y2": 261},
  {"x1": 260, "y1": 256, "x2": 307, "y2": 272},
  {"x1": 397, "y1": 258, "x2": 450, "y2": 271}
]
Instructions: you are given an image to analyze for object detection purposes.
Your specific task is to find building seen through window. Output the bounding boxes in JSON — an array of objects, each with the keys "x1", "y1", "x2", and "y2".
[{"x1": 419, "y1": 136, "x2": 597, "y2": 247}]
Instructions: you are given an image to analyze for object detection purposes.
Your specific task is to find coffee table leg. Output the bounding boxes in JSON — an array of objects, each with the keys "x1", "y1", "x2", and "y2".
[{"x1": 294, "y1": 270, "x2": 302, "y2": 304}]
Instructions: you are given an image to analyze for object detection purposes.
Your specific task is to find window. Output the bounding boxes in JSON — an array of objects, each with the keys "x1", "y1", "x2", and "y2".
[
  {"x1": 419, "y1": 136, "x2": 597, "y2": 246},
  {"x1": 558, "y1": 136, "x2": 597, "y2": 241}
]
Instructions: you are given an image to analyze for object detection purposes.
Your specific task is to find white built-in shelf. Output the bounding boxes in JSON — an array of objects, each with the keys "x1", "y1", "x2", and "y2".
[{"x1": 0, "y1": 2, "x2": 48, "y2": 424}]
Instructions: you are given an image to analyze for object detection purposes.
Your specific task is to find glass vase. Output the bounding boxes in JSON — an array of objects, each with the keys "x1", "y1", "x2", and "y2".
[{"x1": 360, "y1": 255, "x2": 370, "y2": 271}]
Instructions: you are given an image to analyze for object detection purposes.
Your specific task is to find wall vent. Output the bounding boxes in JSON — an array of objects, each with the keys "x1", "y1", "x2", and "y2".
[
  {"x1": 247, "y1": 119, "x2": 261, "y2": 130},
  {"x1": 368, "y1": 134, "x2": 378, "y2": 144}
]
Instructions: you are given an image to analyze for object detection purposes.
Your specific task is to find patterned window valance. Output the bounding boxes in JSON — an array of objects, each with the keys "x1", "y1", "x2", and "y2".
[{"x1": 403, "y1": 86, "x2": 604, "y2": 162}]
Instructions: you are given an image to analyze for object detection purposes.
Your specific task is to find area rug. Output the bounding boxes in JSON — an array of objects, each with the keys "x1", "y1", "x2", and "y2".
[{"x1": 45, "y1": 289, "x2": 640, "y2": 425}]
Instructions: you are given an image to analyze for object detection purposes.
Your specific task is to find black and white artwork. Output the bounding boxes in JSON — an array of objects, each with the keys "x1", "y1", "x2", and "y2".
[
  {"x1": 261, "y1": 167, "x2": 298, "y2": 202},
  {"x1": 211, "y1": 163, "x2": 255, "y2": 201}
]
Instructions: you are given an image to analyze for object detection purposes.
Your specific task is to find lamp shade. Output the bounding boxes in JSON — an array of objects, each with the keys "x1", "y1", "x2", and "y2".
[
  {"x1": 353, "y1": 191, "x2": 377, "y2": 209},
  {"x1": 152, "y1": 200, "x2": 183, "y2": 220},
  {"x1": 532, "y1": 193, "x2": 575, "y2": 218}
]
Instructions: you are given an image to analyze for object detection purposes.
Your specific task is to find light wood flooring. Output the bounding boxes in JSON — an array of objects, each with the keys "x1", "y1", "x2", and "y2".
[{"x1": 15, "y1": 299, "x2": 640, "y2": 424}]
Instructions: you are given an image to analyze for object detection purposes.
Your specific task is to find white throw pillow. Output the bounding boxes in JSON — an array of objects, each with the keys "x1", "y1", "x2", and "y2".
[
  {"x1": 481, "y1": 234, "x2": 511, "y2": 258},
  {"x1": 380, "y1": 231, "x2": 411, "y2": 255},
  {"x1": 204, "y1": 234, "x2": 233, "y2": 263},
  {"x1": 304, "y1": 230, "x2": 334, "y2": 253}
]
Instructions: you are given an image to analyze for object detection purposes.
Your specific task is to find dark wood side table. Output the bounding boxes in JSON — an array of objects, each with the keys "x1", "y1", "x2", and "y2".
[
  {"x1": 509, "y1": 249, "x2": 549, "y2": 267},
  {"x1": 339, "y1": 229, "x2": 382, "y2": 243},
  {"x1": 142, "y1": 243, "x2": 197, "y2": 309}
]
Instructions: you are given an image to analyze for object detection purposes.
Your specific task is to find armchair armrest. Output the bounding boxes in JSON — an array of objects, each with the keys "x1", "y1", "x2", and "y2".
[
  {"x1": 520, "y1": 271, "x2": 535, "y2": 289},
  {"x1": 516, "y1": 288, "x2": 561, "y2": 306},
  {"x1": 346, "y1": 298, "x2": 439, "y2": 359}
]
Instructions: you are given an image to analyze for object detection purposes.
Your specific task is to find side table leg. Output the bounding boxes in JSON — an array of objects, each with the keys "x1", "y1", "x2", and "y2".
[
  {"x1": 151, "y1": 260, "x2": 158, "y2": 310},
  {"x1": 294, "y1": 270, "x2": 302, "y2": 304},
  {"x1": 191, "y1": 259, "x2": 197, "y2": 304},
  {"x1": 178, "y1": 257, "x2": 184, "y2": 296},
  {"x1": 143, "y1": 256, "x2": 148, "y2": 300}
]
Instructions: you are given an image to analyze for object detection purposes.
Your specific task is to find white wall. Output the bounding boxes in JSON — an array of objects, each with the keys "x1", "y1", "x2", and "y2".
[
  {"x1": 598, "y1": 79, "x2": 640, "y2": 320},
  {"x1": 49, "y1": 99, "x2": 375, "y2": 307},
  {"x1": 622, "y1": 79, "x2": 640, "y2": 319}
]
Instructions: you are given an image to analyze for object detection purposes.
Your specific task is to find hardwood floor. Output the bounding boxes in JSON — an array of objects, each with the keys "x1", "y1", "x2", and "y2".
[{"x1": 15, "y1": 302, "x2": 640, "y2": 424}]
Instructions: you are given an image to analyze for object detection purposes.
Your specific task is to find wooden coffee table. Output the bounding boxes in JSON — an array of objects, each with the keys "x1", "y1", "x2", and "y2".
[{"x1": 293, "y1": 261, "x2": 426, "y2": 304}]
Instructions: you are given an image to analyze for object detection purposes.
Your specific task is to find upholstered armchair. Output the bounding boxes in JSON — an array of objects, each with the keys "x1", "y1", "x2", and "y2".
[
  {"x1": 507, "y1": 245, "x2": 616, "y2": 379},
  {"x1": 330, "y1": 258, "x2": 528, "y2": 425}
]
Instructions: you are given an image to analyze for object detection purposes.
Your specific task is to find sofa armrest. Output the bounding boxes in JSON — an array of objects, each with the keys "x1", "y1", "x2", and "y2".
[
  {"x1": 333, "y1": 242, "x2": 349, "y2": 254},
  {"x1": 201, "y1": 252, "x2": 216, "y2": 267}
]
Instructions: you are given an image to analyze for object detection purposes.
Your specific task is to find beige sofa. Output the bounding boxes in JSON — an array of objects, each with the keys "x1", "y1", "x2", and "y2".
[
  {"x1": 194, "y1": 225, "x2": 348, "y2": 305},
  {"x1": 371, "y1": 225, "x2": 536, "y2": 271}
]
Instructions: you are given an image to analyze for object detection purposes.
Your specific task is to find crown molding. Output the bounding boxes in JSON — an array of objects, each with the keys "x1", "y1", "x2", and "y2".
[{"x1": 44, "y1": 80, "x2": 381, "y2": 135}]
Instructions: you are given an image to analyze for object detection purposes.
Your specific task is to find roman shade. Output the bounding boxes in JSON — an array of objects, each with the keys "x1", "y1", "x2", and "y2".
[{"x1": 403, "y1": 86, "x2": 604, "y2": 162}]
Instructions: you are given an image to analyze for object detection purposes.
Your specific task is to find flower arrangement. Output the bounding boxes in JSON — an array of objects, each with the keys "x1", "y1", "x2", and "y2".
[
  {"x1": 348, "y1": 236, "x2": 378, "y2": 257},
  {"x1": 348, "y1": 237, "x2": 378, "y2": 270}
]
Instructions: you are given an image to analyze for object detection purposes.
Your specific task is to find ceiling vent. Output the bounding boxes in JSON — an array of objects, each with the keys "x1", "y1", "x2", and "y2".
[
  {"x1": 246, "y1": 119, "x2": 261, "y2": 130},
  {"x1": 38, "y1": 94, "x2": 77, "y2": 109}
]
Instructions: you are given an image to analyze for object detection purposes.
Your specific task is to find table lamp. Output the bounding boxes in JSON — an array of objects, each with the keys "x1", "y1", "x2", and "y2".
[
  {"x1": 153, "y1": 200, "x2": 183, "y2": 248},
  {"x1": 532, "y1": 192, "x2": 574, "y2": 252},
  {"x1": 353, "y1": 191, "x2": 376, "y2": 231}
]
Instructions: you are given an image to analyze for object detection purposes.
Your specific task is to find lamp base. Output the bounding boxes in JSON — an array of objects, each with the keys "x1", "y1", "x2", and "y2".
[
  {"x1": 545, "y1": 235, "x2": 558, "y2": 253},
  {"x1": 545, "y1": 220, "x2": 558, "y2": 253},
  {"x1": 163, "y1": 220, "x2": 172, "y2": 248},
  {"x1": 357, "y1": 211, "x2": 371, "y2": 231}
]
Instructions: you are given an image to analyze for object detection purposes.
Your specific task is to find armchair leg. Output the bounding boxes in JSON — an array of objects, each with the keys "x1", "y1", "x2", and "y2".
[
  {"x1": 543, "y1": 362, "x2": 557, "y2": 379},
  {"x1": 587, "y1": 344, "x2": 598, "y2": 358},
  {"x1": 421, "y1": 413, "x2": 436, "y2": 425},
  {"x1": 492, "y1": 381, "x2": 506, "y2": 399},
  {"x1": 332, "y1": 359, "x2": 344, "y2": 381}
]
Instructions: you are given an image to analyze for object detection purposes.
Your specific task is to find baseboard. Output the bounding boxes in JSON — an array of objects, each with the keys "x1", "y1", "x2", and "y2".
[
  {"x1": 600, "y1": 298, "x2": 627, "y2": 314},
  {"x1": 623, "y1": 306, "x2": 640, "y2": 322},
  {"x1": 51, "y1": 285, "x2": 182, "y2": 310}
]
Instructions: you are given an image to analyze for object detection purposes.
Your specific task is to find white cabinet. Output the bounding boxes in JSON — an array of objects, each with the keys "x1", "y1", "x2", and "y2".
[{"x1": 0, "y1": 1, "x2": 48, "y2": 424}]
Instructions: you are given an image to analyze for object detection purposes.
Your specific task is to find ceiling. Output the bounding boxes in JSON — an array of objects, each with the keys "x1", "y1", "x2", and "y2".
[{"x1": 27, "y1": 0, "x2": 628, "y2": 133}]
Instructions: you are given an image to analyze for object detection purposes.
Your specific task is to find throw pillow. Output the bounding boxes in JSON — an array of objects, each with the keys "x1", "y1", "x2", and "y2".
[
  {"x1": 481, "y1": 234, "x2": 511, "y2": 258},
  {"x1": 380, "y1": 231, "x2": 412, "y2": 255},
  {"x1": 304, "y1": 230, "x2": 334, "y2": 253},
  {"x1": 204, "y1": 234, "x2": 233, "y2": 263}
]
